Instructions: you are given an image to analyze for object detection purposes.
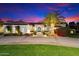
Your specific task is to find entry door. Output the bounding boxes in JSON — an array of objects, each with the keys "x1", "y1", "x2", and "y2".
[{"x1": 37, "y1": 27, "x2": 41, "y2": 32}]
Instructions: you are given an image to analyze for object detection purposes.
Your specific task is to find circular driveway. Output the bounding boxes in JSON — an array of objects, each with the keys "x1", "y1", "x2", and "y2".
[{"x1": 0, "y1": 36, "x2": 79, "y2": 48}]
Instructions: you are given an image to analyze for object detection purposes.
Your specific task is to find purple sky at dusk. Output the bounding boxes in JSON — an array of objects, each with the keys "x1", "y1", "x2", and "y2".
[{"x1": 0, "y1": 3, "x2": 79, "y2": 22}]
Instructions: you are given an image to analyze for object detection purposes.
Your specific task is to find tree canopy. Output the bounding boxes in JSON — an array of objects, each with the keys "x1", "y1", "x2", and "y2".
[{"x1": 43, "y1": 11, "x2": 64, "y2": 26}]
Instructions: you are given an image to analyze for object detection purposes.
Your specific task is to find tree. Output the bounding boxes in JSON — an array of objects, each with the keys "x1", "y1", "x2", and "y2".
[
  {"x1": 76, "y1": 22, "x2": 79, "y2": 30},
  {"x1": 43, "y1": 11, "x2": 65, "y2": 36},
  {"x1": 69, "y1": 22, "x2": 76, "y2": 29},
  {"x1": 76, "y1": 22, "x2": 79, "y2": 25},
  {"x1": 43, "y1": 12, "x2": 65, "y2": 30},
  {"x1": 43, "y1": 11, "x2": 65, "y2": 26}
]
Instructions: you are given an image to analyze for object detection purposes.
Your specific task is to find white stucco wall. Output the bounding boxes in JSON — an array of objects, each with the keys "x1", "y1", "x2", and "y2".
[
  {"x1": 20, "y1": 25, "x2": 27, "y2": 34},
  {"x1": 3, "y1": 24, "x2": 47, "y2": 34},
  {"x1": 3, "y1": 25, "x2": 11, "y2": 34},
  {"x1": 26, "y1": 24, "x2": 33, "y2": 33},
  {"x1": 34, "y1": 24, "x2": 45, "y2": 32},
  {"x1": 0, "y1": 25, "x2": 4, "y2": 33},
  {"x1": 12, "y1": 25, "x2": 16, "y2": 33}
]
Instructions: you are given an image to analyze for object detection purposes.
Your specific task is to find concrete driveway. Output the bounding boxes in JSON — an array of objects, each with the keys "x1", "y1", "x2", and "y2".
[{"x1": 0, "y1": 36, "x2": 79, "y2": 48}]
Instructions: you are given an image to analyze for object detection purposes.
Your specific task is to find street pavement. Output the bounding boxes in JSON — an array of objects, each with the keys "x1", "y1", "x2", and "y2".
[{"x1": 0, "y1": 36, "x2": 79, "y2": 48}]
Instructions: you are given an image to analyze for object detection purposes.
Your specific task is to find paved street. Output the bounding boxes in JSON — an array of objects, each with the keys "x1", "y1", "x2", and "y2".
[{"x1": 0, "y1": 36, "x2": 79, "y2": 48}]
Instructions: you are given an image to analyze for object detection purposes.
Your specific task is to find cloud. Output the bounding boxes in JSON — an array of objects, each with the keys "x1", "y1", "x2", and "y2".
[
  {"x1": 0, "y1": 16, "x2": 44, "y2": 23},
  {"x1": 65, "y1": 15, "x2": 79, "y2": 22},
  {"x1": 47, "y1": 7, "x2": 58, "y2": 10},
  {"x1": 24, "y1": 16, "x2": 44, "y2": 23},
  {"x1": 0, "y1": 18, "x2": 15, "y2": 22}
]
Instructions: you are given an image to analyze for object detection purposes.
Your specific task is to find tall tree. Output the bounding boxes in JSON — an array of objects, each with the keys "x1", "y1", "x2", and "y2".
[
  {"x1": 69, "y1": 22, "x2": 76, "y2": 29},
  {"x1": 43, "y1": 11, "x2": 64, "y2": 26},
  {"x1": 76, "y1": 22, "x2": 79, "y2": 30},
  {"x1": 43, "y1": 11, "x2": 65, "y2": 35}
]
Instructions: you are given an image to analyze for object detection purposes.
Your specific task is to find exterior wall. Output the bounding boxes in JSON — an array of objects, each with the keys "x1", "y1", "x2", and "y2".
[
  {"x1": 34, "y1": 24, "x2": 45, "y2": 32},
  {"x1": 3, "y1": 24, "x2": 34, "y2": 34},
  {"x1": 10, "y1": 25, "x2": 28, "y2": 34},
  {"x1": 59, "y1": 23, "x2": 66, "y2": 27},
  {"x1": 20, "y1": 25, "x2": 27, "y2": 34},
  {"x1": 12, "y1": 25, "x2": 16, "y2": 33},
  {"x1": 26, "y1": 24, "x2": 32, "y2": 33},
  {"x1": 44, "y1": 26, "x2": 49, "y2": 31},
  {"x1": 3, "y1": 25, "x2": 11, "y2": 34},
  {"x1": 3, "y1": 24, "x2": 49, "y2": 35},
  {"x1": 0, "y1": 25, "x2": 4, "y2": 33},
  {"x1": 4, "y1": 25, "x2": 19, "y2": 34}
]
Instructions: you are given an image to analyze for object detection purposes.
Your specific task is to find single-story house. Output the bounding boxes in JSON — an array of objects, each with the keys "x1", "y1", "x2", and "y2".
[
  {"x1": 3, "y1": 21, "x2": 49, "y2": 35},
  {"x1": 0, "y1": 20, "x2": 67, "y2": 36}
]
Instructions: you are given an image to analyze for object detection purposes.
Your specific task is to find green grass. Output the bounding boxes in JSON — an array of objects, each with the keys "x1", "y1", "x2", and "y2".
[{"x1": 0, "y1": 44, "x2": 79, "y2": 56}]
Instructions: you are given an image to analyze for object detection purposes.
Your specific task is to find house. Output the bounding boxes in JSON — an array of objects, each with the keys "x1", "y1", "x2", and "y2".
[
  {"x1": 0, "y1": 20, "x2": 4, "y2": 34},
  {"x1": 3, "y1": 21, "x2": 49, "y2": 36},
  {"x1": 0, "y1": 19, "x2": 67, "y2": 36},
  {"x1": 4, "y1": 20, "x2": 28, "y2": 35}
]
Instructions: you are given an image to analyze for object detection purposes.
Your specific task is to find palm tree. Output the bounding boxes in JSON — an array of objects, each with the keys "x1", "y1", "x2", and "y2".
[
  {"x1": 44, "y1": 12, "x2": 60, "y2": 30},
  {"x1": 43, "y1": 11, "x2": 62, "y2": 26},
  {"x1": 43, "y1": 11, "x2": 66, "y2": 36}
]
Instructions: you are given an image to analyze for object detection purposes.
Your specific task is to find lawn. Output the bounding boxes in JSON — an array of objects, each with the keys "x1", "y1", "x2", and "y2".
[{"x1": 0, "y1": 44, "x2": 79, "y2": 56}]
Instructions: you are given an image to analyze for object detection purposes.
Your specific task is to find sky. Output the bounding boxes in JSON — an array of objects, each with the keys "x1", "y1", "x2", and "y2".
[{"x1": 0, "y1": 3, "x2": 79, "y2": 22}]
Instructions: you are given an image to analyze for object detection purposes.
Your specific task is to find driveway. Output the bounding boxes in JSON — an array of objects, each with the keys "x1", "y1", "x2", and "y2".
[{"x1": 0, "y1": 36, "x2": 79, "y2": 48}]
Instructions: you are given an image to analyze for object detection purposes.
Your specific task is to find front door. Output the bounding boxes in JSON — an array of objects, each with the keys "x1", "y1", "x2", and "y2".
[
  {"x1": 36, "y1": 27, "x2": 44, "y2": 36},
  {"x1": 37, "y1": 27, "x2": 41, "y2": 32}
]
